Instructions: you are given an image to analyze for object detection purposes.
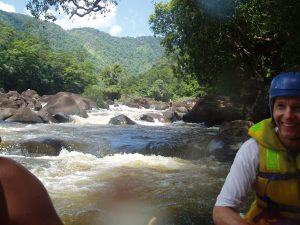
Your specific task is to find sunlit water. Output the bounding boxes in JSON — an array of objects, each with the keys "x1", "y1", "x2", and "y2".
[{"x1": 0, "y1": 105, "x2": 230, "y2": 225}]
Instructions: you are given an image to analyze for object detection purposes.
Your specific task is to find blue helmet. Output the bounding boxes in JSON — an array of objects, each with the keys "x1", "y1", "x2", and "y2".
[{"x1": 269, "y1": 71, "x2": 300, "y2": 116}]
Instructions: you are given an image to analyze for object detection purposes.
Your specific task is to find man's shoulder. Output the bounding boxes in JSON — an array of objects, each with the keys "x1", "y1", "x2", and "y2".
[
  {"x1": 239, "y1": 138, "x2": 259, "y2": 152},
  {"x1": 235, "y1": 138, "x2": 259, "y2": 162},
  {"x1": 242, "y1": 138, "x2": 258, "y2": 147}
]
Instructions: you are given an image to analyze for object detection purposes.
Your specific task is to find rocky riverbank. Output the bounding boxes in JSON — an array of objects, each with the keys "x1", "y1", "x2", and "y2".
[{"x1": 0, "y1": 90, "x2": 266, "y2": 163}]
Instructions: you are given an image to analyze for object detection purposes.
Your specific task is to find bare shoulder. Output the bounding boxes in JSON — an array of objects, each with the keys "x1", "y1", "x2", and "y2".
[
  {"x1": 0, "y1": 156, "x2": 48, "y2": 197},
  {"x1": 0, "y1": 156, "x2": 64, "y2": 225},
  {"x1": 0, "y1": 156, "x2": 37, "y2": 185},
  {"x1": 0, "y1": 156, "x2": 20, "y2": 168},
  {"x1": 0, "y1": 156, "x2": 26, "y2": 169}
]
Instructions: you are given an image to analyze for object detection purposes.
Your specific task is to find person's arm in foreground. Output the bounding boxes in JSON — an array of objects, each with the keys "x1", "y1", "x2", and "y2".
[
  {"x1": 0, "y1": 157, "x2": 64, "y2": 225},
  {"x1": 213, "y1": 206, "x2": 249, "y2": 225},
  {"x1": 212, "y1": 139, "x2": 258, "y2": 225}
]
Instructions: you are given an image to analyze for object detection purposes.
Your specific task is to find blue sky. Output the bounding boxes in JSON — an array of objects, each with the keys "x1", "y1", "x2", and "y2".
[{"x1": 0, "y1": 0, "x2": 169, "y2": 37}]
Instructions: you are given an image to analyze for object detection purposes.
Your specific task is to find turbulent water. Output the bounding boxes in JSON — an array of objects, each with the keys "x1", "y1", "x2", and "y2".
[{"x1": 0, "y1": 105, "x2": 230, "y2": 225}]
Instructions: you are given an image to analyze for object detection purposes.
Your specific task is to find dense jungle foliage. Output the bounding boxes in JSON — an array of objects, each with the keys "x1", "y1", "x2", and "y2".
[{"x1": 150, "y1": 0, "x2": 300, "y2": 116}]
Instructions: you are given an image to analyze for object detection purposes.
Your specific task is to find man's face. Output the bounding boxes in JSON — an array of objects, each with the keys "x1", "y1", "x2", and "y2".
[{"x1": 273, "y1": 96, "x2": 300, "y2": 146}]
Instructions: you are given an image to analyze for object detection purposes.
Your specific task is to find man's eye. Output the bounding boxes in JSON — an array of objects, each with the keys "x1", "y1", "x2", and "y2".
[{"x1": 274, "y1": 104, "x2": 285, "y2": 110}]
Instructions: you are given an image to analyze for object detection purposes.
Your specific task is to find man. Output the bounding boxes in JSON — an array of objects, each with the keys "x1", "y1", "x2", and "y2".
[
  {"x1": 213, "y1": 71, "x2": 300, "y2": 225},
  {"x1": 0, "y1": 157, "x2": 64, "y2": 225}
]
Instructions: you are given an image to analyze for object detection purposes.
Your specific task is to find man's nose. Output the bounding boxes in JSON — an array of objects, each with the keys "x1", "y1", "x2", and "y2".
[{"x1": 283, "y1": 107, "x2": 295, "y2": 119}]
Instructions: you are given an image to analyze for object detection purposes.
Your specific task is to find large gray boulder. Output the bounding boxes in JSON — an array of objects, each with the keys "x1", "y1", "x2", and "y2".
[
  {"x1": 21, "y1": 89, "x2": 42, "y2": 111},
  {"x1": 119, "y1": 95, "x2": 169, "y2": 110},
  {"x1": 182, "y1": 95, "x2": 245, "y2": 126},
  {"x1": 208, "y1": 120, "x2": 253, "y2": 162},
  {"x1": 163, "y1": 110, "x2": 182, "y2": 123},
  {"x1": 41, "y1": 92, "x2": 96, "y2": 118},
  {"x1": 5, "y1": 107, "x2": 44, "y2": 123},
  {"x1": 0, "y1": 108, "x2": 17, "y2": 120},
  {"x1": 139, "y1": 113, "x2": 164, "y2": 123},
  {"x1": 0, "y1": 90, "x2": 98, "y2": 124},
  {"x1": 109, "y1": 114, "x2": 136, "y2": 125},
  {"x1": 19, "y1": 137, "x2": 68, "y2": 156},
  {"x1": 0, "y1": 93, "x2": 21, "y2": 109}
]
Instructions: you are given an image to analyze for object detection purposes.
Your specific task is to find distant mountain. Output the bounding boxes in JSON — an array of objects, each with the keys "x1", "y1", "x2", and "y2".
[{"x1": 0, "y1": 10, "x2": 164, "y2": 76}]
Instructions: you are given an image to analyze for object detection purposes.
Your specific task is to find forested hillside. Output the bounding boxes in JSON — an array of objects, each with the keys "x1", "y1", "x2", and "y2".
[
  {"x1": 0, "y1": 9, "x2": 200, "y2": 105},
  {"x1": 0, "y1": 10, "x2": 164, "y2": 76},
  {"x1": 68, "y1": 28, "x2": 164, "y2": 75}
]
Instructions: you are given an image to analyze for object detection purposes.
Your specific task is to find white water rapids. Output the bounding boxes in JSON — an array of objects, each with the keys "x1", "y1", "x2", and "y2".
[{"x1": 0, "y1": 105, "x2": 229, "y2": 225}]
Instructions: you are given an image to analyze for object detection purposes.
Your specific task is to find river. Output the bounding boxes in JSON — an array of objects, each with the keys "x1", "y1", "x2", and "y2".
[{"x1": 0, "y1": 105, "x2": 230, "y2": 225}]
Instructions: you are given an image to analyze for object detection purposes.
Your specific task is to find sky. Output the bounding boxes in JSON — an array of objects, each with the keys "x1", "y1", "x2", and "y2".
[{"x1": 0, "y1": 0, "x2": 168, "y2": 37}]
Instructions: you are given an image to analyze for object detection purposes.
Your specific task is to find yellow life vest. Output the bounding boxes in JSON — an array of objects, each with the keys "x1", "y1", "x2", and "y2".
[{"x1": 244, "y1": 118, "x2": 300, "y2": 225}]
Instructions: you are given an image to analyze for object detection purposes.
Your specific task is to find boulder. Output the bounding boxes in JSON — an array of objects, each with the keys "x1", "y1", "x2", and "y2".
[
  {"x1": 53, "y1": 113, "x2": 73, "y2": 123},
  {"x1": 21, "y1": 89, "x2": 42, "y2": 111},
  {"x1": 121, "y1": 96, "x2": 151, "y2": 109},
  {"x1": 0, "y1": 108, "x2": 17, "y2": 120},
  {"x1": 42, "y1": 92, "x2": 96, "y2": 118},
  {"x1": 173, "y1": 98, "x2": 196, "y2": 112},
  {"x1": 208, "y1": 120, "x2": 254, "y2": 162},
  {"x1": 119, "y1": 95, "x2": 169, "y2": 110},
  {"x1": 6, "y1": 90, "x2": 21, "y2": 99},
  {"x1": 139, "y1": 113, "x2": 164, "y2": 123},
  {"x1": 109, "y1": 114, "x2": 136, "y2": 125},
  {"x1": 39, "y1": 94, "x2": 52, "y2": 104},
  {"x1": 37, "y1": 110, "x2": 58, "y2": 123},
  {"x1": 139, "y1": 114, "x2": 155, "y2": 122},
  {"x1": 149, "y1": 101, "x2": 169, "y2": 110},
  {"x1": 175, "y1": 106, "x2": 189, "y2": 113},
  {"x1": 5, "y1": 107, "x2": 44, "y2": 123},
  {"x1": 182, "y1": 95, "x2": 244, "y2": 126},
  {"x1": 0, "y1": 90, "x2": 99, "y2": 124},
  {"x1": 21, "y1": 89, "x2": 39, "y2": 99},
  {"x1": 0, "y1": 89, "x2": 43, "y2": 110},
  {"x1": 19, "y1": 137, "x2": 67, "y2": 156},
  {"x1": 0, "y1": 95, "x2": 19, "y2": 109},
  {"x1": 163, "y1": 110, "x2": 182, "y2": 123}
]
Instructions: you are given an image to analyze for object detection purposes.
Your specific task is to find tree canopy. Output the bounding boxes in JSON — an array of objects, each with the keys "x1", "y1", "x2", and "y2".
[
  {"x1": 150, "y1": 0, "x2": 300, "y2": 102},
  {"x1": 26, "y1": 0, "x2": 118, "y2": 21},
  {"x1": 0, "y1": 22, "x2": 96, "y2": 95}
]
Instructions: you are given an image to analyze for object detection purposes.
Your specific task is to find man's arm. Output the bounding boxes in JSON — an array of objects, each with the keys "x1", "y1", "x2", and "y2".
[
  {"x1": 0, "y1": 157, "x2": 63, "y2": 225},
  {"x1": 213, "y1": 206, "x2": 249, "y2": 225},
  {"x1": 213, "y1": 139, "x2": 259, "y2": 225}
]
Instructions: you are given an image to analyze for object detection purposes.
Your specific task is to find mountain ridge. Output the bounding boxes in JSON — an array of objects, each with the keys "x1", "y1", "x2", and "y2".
[{"x1": 0, "y1": 10, "x2": 164, "y2": 76}]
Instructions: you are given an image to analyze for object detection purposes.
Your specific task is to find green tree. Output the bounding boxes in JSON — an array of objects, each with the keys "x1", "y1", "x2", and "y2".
[
  {"x1": 148, "y1": 79, "x2": 171, "y2": 101},
  {"x1": 83, "y1": 84, "x2": 106, "y2": 108},
  {"x1": 101, "y1": 64, "x2": 125, "y2": 86},
  {"x1": 0, "y1": 23, "x2": 18, "y2": 88},
  {"x1": 0, "y1": 27, "x2": 52, "y2": 93},
  {"x1": 94, "y1": 64, "x2": 128, "y2": 100},
  {"x1": 150, "y1": 0, "x2": 300, "y2": 104},
  {"x1": 122, "y1": 56, "x2": 201, "y2": 101},
  {"x1": 0, "y1": 23, "x2": 97, "y2": 95}
]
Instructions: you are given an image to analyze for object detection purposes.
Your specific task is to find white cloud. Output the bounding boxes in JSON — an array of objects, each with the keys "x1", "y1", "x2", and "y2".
[
  {"x1": 0, "y1": 1, "x2": 16, "y2": 13},
  {"x1": 109, "y1": 25, "x2": 122, "y2": 36},
  {"x1": 55, "y1": 4, "x2": 117, "y2": 31}
]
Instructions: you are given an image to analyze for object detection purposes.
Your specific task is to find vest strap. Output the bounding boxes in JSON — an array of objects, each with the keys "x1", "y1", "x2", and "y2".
[
  {"x1": 258, "y1": 171, "x2": 300, "y2": 181},
  {"x1": 256, "y1": 193, "x2": 300, "y2": 213},
  {"x1": 253, "y1": 209, "x2": 299, "y2": 225}
]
